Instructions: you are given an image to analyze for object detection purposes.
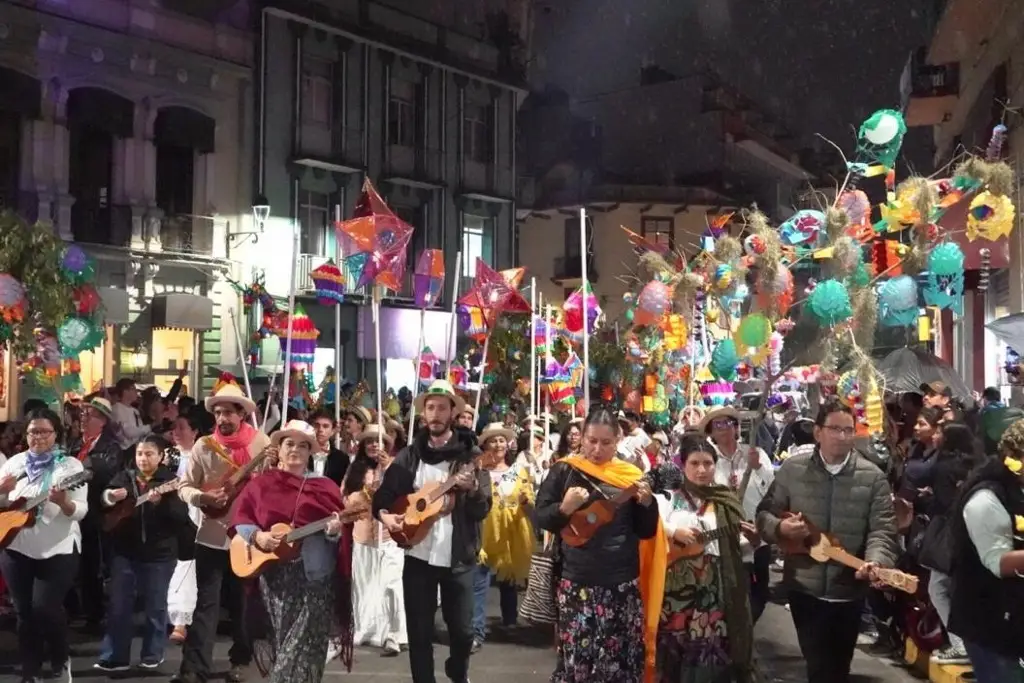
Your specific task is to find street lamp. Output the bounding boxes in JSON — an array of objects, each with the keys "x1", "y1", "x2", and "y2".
[
  {"x1": 252, "y1": 193, "x2": 270, "y2": 230},
  {"x1": 131, "y1": 345, "x2": 149, "y2": 369}
]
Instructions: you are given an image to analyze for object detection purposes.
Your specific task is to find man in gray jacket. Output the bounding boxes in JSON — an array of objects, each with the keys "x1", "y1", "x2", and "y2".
[{"x1": 757, "y1": 400, "x2": 899, "y2": 683}]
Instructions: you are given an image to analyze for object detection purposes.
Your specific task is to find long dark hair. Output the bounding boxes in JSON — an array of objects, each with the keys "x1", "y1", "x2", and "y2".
[
  {"x1": 583, "y1": 406, "x2": 620, "y2": 435},
  {"x1": 555, "y1": 420, "x2": 582, "y2": 458},
  {"x1": 678, "y1": 434, "x2": 718, "y2": 466},
  {"x1": 342, "y1": 439, "x2": 379, "y2": 497}
]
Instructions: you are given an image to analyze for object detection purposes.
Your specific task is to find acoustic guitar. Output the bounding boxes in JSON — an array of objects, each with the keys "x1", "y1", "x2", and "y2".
[
  {"x1": 389, "y1": 458, "x2": 481, "y2": 549},
  {"x1": 198, "y1": 439, "x2": 273, "y2": 519},
  {"x1": 0, "y1": 470, "x2": 93, "y2": 548},
  {"x1": 777, "y1": 512, "x2": 918, "y2": 594},
  {"x1": 667, "y1": 522, "x2": 745, "y2": 565},
  {"x1": 560, "y1": 472, "x2": 655, "y2": 548},
  {"x1": 229, "y1": 503, "x2": 369, "y2": 578},
  {"x1": 101, "y1": 478, "x2": 182, "y2": 532}
]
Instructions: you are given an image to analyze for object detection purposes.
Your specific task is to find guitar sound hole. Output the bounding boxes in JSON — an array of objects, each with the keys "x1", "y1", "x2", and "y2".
[
  {"x1": 415, "y1": 500, "x2": 427, "y2": 513},
  {"x1": 585, "y1": 512, "x2": 597, "y2": 524}
]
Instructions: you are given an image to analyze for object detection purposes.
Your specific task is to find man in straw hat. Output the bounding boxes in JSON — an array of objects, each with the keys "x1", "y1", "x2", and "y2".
[
  {"x1": 173, "y1": 378, "x2": 270, "y2": 683},
  {"x1": 372, "y1": 379, "x2": 491, "y2": 683}
]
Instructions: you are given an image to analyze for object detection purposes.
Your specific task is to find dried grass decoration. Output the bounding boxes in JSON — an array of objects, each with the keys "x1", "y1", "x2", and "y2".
[
  {"x1": 966, "y1": 191, "x2": 1016, "y2": 241},
  {"x1": 877, "y1": 274, "x2": 919, "y2": 327}
]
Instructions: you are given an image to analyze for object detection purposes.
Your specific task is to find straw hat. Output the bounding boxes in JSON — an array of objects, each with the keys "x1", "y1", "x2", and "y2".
[
  {"x1": 86, "y1": 397, "x2": 113, "y2": 420},
  {"x1": 357, "y1": 424, "x2": 395, "y2": 449},
  {"x1": 413, "y1": 379, "x2": 466, "y2": 415},
  {"x1": 479, "y1": 422, "x2": 516, "y2": 445},
  {"x1": 346, "y1": 406, "x2": 373, "y2": 426},
  {"x1": 204, "y1": 381, "x2": 257, "y2": 415},
  {"x1": 697, "y1": 406, "x2": 741, "y2": 433},
  {"x1": 271, "y1": 420, "x2": 317, "y2": 450}
]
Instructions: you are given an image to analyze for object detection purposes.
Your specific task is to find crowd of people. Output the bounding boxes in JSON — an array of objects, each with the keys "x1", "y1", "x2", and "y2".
[{"x1": 0, "y1": 370, "x2": 1022, "y2": 683}]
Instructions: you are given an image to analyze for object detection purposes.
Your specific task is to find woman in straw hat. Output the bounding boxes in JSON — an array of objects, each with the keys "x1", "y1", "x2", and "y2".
[
  {"x1": 229, "y1": 420, "x2": 355, "y2": 682},
  {"x1": 341, "y1": 425, "x2": 407, "y2": 656},
  {"x1": 472, "y1": 422, "x2": 535, "y2": 651}
]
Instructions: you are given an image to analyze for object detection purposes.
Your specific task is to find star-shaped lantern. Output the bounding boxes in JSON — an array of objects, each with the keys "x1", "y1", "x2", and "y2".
[
  {"x1": 335, "y1": 179, "x2": 413, "y2": 292},
  {"x1": 457, "y1": 260, "x2": 530, "y2": 331}
]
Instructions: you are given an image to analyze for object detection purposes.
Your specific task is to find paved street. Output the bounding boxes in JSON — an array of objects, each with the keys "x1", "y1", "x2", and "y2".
[{"x1": 0, "y1": 583, "x2": 925, "y2": 682}]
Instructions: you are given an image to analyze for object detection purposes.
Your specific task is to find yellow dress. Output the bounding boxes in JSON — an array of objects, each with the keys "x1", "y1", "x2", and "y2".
[{"x1": 479, "y1": 465, "x2": 535, "y2": 584}]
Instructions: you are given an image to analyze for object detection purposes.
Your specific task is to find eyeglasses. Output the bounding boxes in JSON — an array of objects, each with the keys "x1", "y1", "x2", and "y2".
[
  {"x1": 823, "y1": 425, "x2": 856, "y2": 437},
  {"x1": 711, "y1": 419, "x2": 737, "y2": 430},
  {"x1": 27, "y1": 429, "x2": 55, "y2": 438}
]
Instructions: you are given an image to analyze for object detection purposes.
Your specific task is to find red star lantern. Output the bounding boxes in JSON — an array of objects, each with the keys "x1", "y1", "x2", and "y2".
[
  {"x1": 335, "y1": 179, "x2": 413, "y2": 292},
  {"x1": 457, "y1": 259, "x2": 530, "y2": 330}
]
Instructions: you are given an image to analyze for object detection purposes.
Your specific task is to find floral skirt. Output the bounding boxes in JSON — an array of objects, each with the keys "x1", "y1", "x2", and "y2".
[
  {"x1": 657, "y1": 553, "x2": 730, "y2": 683},
  {"x1": 258, "y1": 561, "x2": 335, "y2": 683},
  {"x1": 551, "y1": 578, "x2": 645, "y2": 683}
]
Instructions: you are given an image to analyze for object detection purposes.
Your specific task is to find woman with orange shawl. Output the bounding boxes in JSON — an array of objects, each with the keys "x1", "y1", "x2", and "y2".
[{"x1": 535, "y1": 407, "x2": 667, "y2": 683}]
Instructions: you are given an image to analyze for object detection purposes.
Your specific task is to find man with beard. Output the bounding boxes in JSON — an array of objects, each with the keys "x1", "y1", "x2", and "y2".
[
  {"x1": 173, "y1": 380, "x2": 270, "y2": 683},
  {"x1": 373, "y1": 380, "x2": 491, "y2": 683}
]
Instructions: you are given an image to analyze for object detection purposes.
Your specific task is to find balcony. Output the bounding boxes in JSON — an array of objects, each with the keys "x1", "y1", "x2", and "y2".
[
  {"x1": 160, "y1": 216, "x2": 214, "y2": 255},
  {"x1": 71, "y1": 203, "x2": 133, "y2": 247},
  {"x1": 901, "y1": 49, "x2": 960, "y2": 127},
  {"x1": 552, "y1": 255, "x2": 598, "y2": 287}
]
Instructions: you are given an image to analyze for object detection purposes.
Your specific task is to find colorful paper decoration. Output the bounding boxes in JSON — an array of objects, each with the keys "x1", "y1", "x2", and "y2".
[
  {"x1": 709, "y1": 339, "x2": 739, "y2": 381},
  {"x1": 855, "y1": 109, "x2": 907, "y2": 172},
  {"x1": 621, "y1": 225, "x2": 669, "y2": 255},
  {"x1": 418, "y1": 346, "x2": 438, "y2": 387},
  {"x1": 837, "y1": 190, "x2": 873, "y2": 242},
  {"x1": 310, "y1": 260, "x2": 344, "y2": 305},
  {"x1": 662, "y1": 314, "x2": 687, "y2": 351},
  {"x1": 779, "y1": 210, "x2": 825, "y2": 247},
  {"x1": 562, "y1": 283, "x2": 601, "y2": 335},
  {"x1": 755, "y1": 264, "x2": 794, "y2": 316},
  {"x1": 61, "y1": 245, "x2": 95, "y2": 284},
  {"x1": 806, "y1": 279, "x2": 853, "y2": 326},
  {"x1": 923, "y1": 242, "x2": 965, "y2": 313},
  {"x1": 56, "y1": 317, "x2": 103, "y2": 357},
  {"x1": 277, "y1": 302, "x2": 319, "y2": 366},
  {"x1": 71, "y1": 284, "x2": 102, "y2": 316},
  {"x1": 734, "y1": 313, "x2": 773, "y2": 351},
  {"x1": 966, "y1": 191, "x2": 1016, "y2": 241},
  {"x1": 633, "y1": 280, "x2": 673, "y2": 327},
  {"x1": 335, "y1": 179, "x2": 413, "y2": 291},
  {"x1": 413, "y1": 249, "x2": 445, "y2": 308},
  {"x1": 0, "y1": 273, "x2": 26, "y2": 330},
  {"x1": 864, "y1": 376, "x2": 883, "y2": 436},
  {"x1": 457, "y1": 259, "x2": 530, "y2": 332},
  {"x1": 877, "y1": 275, "x2": 919, "y2": 327}
]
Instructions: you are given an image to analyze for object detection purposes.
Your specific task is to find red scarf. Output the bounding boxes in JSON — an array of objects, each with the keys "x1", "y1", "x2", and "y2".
[{"x1": 214, "y1": 422, "x2": 258, "y2": 467}]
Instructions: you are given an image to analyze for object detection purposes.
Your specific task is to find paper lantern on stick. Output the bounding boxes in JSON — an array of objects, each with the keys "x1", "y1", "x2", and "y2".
[
  {"x1": 310, "y1": 260, "x2": 344, "y2": 305},
  {"x1": 413, "y1": 249, "x2": 445, "y2": 308},
  {"x1": 277, "y1": 303, "x2": 320, "y2": 366},
  {"x1": 633, "y1": 280, "x2": 672, "y2": 327},
  {"x1": 335, "y1": 179, "x2": 414, "y2": 291}
]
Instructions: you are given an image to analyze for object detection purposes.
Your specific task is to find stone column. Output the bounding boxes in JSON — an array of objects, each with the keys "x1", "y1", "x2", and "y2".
[{"x1": 51, "y1": 88, "x2": 73, "y2": 239}]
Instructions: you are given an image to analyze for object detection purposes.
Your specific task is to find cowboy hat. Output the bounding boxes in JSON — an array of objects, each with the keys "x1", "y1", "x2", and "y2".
[
  {"x1": 479, "y1": 422, "x2": 516, "y2": 445},
  {"x1": 345, "y1": 406, "x2": 373, "y2": 426},
  {"x1": 357, "y1": 424, "x2": 395, "y2": 449},
  {"x1": 697, "y1": 406, "x2": 741, "y2": 433},
  {"x1": 413, "y1": 379, "x2": 466, "y2": 415},
  {"x1": 86, "y1": 397, "x2": 113, "y2": 420},
  {"x1": 270, "y1": 420, "x2": 317, "y2": 450},
  {"x1": 204, "y1": 382, "x2": 257, "y2": 415}
]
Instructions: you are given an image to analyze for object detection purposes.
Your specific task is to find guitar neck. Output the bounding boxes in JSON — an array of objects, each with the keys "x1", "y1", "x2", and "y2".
[
  {"x1": 22, "y1": 472, "x2": 91, "y2": 511},
  {"x1": 824, "y1": 547, "x2": 865, "y2": 571},
  {"x1": 696, "y1": 522, "x2": 741, "y2": 545},
  {"x1": 287, "y1": 517, "x2": 331, "y2": 542},
  {"x1": 227, "y1": 453, "x2": 266, "y2": 486},
  {"x1": 136, "y1": 479, "x2": 180, "y2": 506}
]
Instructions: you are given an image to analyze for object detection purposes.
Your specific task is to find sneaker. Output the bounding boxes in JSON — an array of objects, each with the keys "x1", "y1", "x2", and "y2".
[
  {"x1": 932, "y1": 643, "x2": 970, "y2": 665},
  {"x1": 139, "y1": 657, "x2": 165, "y2": 669},
  {"x1": 226, "y1": 664, "x2": 246, "y2": 683},
  {"x1": 52, "y1": 658, "x2": 73, "y2": 682},
  {"x1": 470, "y1": 639, "x2": 482, "y2": 654},
  {"x1": 93, "y1": 660, "x2": 130, "y2": 673},
  {"x1": 382, "y1": 638, "x2": 401, "y2": 657}
]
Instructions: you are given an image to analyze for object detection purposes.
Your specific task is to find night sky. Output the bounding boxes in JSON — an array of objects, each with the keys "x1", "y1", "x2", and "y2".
[{"x1": 528, "y1": 0, "x2": 935, "y2": 170}]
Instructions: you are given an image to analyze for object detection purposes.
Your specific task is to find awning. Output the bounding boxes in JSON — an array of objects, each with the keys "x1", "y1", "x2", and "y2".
[
  {"x1": 97, "y1": 287, "x2": 130, "y2": 325},
  {"x1": 0, "y1": 67, "x2": 41, "y2": 119},
  {"x1": 67, "y1": 87, "x2": 134, "y2": 138},
  {"x1": 154, "y1": 106, "x2": 216, "y2": 154},
  {"x1": 150, "y1": 293, "x2": 214, "y2": 331}
]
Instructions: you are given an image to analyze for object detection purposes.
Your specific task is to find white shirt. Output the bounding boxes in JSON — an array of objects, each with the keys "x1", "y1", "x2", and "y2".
[
  {"x1": 619, "y1": 429, "x2": 652, "y2": 472},
  {"x1": 657, "y1": 491, "x2": 753, "y2": 563},
  {"x1": 0, "y1": 453, "x2": 89, "y2": 558},
  {"x1": 406, "y1": 461, "x2": 453, "y2": 568},
  {"x1": 712, "y1": 443, "x2": 774, "y2": 520},
  {"x1": 111, "y1": 401, "x2": 151, "y2": 449},
  {"x1": 311, "y1": 452, "x2": 328, "y2": 477}
]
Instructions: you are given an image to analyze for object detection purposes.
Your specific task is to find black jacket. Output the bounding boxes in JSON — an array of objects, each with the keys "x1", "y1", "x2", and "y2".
[
  {"x1": 104, "y1": 465, "x2": 189, "y2": 562},
  {"x1": 371, "y1": 427, "x2": 490, "y2": 569},
  {"x1": 535, "y1": 460, "x2": 660, "y2": 587},
  {"x1": 82, "y1": 429, "x2": 130, "y2": 516},
  {"x1": 308, "y1": 444, "x2": 351, "y2": 486}
]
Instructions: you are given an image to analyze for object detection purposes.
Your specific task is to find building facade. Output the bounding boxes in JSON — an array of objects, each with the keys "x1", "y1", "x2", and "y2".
[
  {"x1": 0, "y1": 0, "x2": 254, "y2": 417},
  {"x1": 245, "y1": 0, "x2": 527, "y2": 393},
  {"x1": 902, "y1": 0, "x2": 1024, "y2": 391}
]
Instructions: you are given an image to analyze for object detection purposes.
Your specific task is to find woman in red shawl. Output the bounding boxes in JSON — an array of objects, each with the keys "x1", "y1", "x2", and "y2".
[{"x1": 230, "y1": 420, "x2": 355, "y2": 682}]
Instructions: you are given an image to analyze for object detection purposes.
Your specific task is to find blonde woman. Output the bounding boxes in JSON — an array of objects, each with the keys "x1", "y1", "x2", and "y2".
[
  {"x1": 473, "y1": 422, "x2": 535, "y2": 651},
  {"x1": 341, "y1": 425, "x2": 406, "y2": 655}
]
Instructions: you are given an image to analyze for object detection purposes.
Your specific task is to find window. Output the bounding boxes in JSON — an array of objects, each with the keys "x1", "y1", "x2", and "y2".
[
  {"x1": 395, "y1": 205, "x2": 424, "y2": 296},
  {"x1": 462, "y1": 214, "x2": 495, "y2": 280},
  {"x1": 388, "y1": 92, "x2": 416, "y2": 147},
  {"x1": 302, "y1": 57, "x2": 333, "y2": 126},
  {"x1": 641, "y1": 216, "x2": 673, "y2": 252},
  {"x1": 299, "y1": 190, "x2": 331, "y2": 256},
  {"x1": 464, "y1": 103, "x2": 493, "y2": 163}
]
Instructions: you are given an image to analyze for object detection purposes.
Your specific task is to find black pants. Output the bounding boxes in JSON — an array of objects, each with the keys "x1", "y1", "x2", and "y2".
[
  {"x1": 748, "y1": 545, "x2": 771, "y2": 623},
  {"x1": 789, "y1": 590, "x2": 862, "y2": 683},
  {"x1": 403, "y1": 555, "x2": 474, "y2": 683},
  {"x1": 0, "y1": 549, "x2": 80, "y2": 678},
  {"x1": 77, "y1": 517, "x2": 107, "y2": 623},
  {"x1": 179, "y1": 545, "x2": 250, "y2": 681}
]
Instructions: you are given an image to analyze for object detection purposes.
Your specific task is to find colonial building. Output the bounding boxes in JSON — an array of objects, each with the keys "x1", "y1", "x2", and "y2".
[
  {"x1": 902, "y1": 0, "x2": 1024, "y2": 391},
  {"x1": 517, "y1": 73, "x2": 812, "y2": 322},
  {"x1": 244, "y1": 0, "x2": 528, "y2": 392},
  {"x1": 0, "y1": 0, "x2": 254, "y2": 417}
]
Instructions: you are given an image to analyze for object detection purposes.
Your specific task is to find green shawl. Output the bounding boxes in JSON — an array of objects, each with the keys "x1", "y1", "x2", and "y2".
[{"x1": 682, "y1": 481, "x2": 754, "y2": 683}]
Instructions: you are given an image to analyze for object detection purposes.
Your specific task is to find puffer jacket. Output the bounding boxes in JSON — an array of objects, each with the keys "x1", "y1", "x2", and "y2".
[{"x1": 756, "y1": 447, "x2": 899, "y2": 601}]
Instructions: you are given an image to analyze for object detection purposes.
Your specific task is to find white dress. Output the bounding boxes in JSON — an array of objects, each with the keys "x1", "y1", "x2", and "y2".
[
  {"x1": 351, "y1": 469, "x2": 407, "y2": 648},
  {"x1": 167, "y1": 451, "x2": 201, "y2": 626}
]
